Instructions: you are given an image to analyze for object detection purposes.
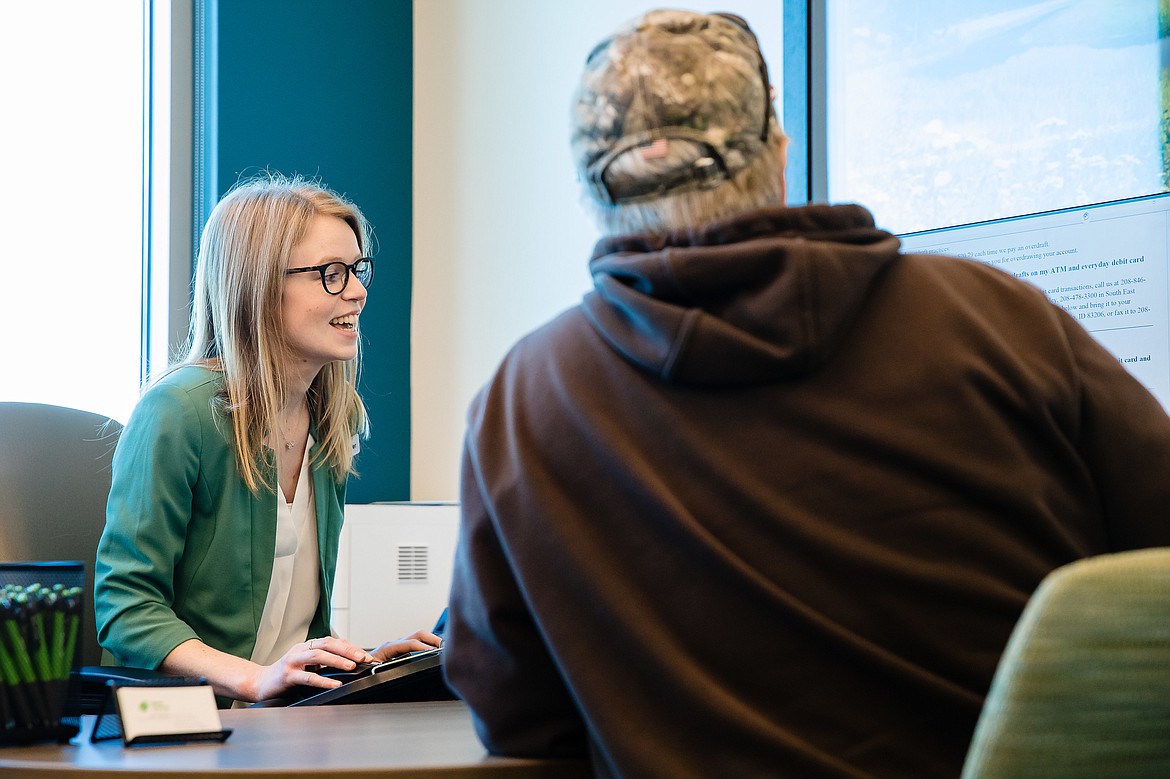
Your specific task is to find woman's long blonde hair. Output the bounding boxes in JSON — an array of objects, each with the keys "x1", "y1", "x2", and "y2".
[{"x1": 180, "y1": 173, "x2": 371, "y2": 493}]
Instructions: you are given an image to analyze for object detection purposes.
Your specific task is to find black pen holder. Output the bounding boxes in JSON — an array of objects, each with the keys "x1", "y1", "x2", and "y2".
[{"x1": 0, "y1": 562, "x2": 84, "y2": 745}]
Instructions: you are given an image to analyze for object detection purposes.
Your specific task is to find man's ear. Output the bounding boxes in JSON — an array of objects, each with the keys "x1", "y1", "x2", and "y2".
[{"x1": 776, "y1": 132, "x2": 790, "y2": 205}]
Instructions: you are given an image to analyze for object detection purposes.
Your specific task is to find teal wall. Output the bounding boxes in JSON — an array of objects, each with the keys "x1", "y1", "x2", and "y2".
[{"x1": 199, "y1": 0, "x2": 413, "y2": 502}]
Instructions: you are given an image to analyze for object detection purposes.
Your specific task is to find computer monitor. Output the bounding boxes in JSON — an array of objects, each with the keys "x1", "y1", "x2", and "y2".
[{"x1": 898, "y1": 192, "x2": 1170, "y2": 410}]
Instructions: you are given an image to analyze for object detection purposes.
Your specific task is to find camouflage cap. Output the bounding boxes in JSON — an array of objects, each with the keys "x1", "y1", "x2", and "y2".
[{"x1": 571, "y1": 9, "x2": 775, "y2": 206}]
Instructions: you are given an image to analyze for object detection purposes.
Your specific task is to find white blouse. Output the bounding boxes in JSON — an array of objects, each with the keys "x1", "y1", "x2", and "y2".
[{"x1": 249, "y1": 435, "x2": 320, "y2": 667}]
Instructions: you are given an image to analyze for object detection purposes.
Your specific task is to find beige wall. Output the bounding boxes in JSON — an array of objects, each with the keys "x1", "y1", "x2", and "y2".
[{"x1": 411, "y1": 1, "x2": 784, "y2": 499}]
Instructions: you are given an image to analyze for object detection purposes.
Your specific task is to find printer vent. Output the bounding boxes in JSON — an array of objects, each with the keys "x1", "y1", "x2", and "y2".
[{"x1": 397, "y1": 545, "x2": 429, "y2": 582}]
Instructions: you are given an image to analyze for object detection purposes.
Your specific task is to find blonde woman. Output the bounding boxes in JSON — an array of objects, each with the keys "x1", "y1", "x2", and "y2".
[{"x1": 96, "y1": 174, "x2": 439, "y2": 705}]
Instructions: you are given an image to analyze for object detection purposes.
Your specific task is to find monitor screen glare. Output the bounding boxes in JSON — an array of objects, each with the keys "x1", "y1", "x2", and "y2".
[{"x1": 898, "y1": 193, "x2": 1170, "y2": 409}]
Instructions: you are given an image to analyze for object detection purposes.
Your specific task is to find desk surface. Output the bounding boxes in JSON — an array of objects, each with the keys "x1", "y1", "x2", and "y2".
[{"x1": 0, "y1": 701, "x2": 591, "y2": 778}]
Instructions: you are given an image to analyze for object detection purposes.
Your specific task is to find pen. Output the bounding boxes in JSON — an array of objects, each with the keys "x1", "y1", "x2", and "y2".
[{"x1": 0, "y1": 592, "x2": 43, "y2": 729}]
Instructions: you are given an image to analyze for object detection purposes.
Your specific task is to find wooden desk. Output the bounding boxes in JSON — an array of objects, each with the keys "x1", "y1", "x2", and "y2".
[{"x1": 0, "y1": 701, "x2": 591, "y2": 778}]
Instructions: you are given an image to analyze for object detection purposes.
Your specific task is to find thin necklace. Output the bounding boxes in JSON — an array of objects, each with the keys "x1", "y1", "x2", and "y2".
[{"x1": 282, "y1": 401, "x2": 307, "y2": 450}]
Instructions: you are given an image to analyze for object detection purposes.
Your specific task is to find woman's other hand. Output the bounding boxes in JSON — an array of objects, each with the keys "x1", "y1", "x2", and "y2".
[{"x1": 369, "y1": 630, "x2": 443, "y2": 663}]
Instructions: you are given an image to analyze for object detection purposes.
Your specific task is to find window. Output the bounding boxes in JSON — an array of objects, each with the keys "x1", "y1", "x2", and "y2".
[
  {"x1": 821, "y1": 0, "x2": 1166, "y2": 234},
  {"x1": 0, "y1": 2, "x2": 184, "y2": 425}
]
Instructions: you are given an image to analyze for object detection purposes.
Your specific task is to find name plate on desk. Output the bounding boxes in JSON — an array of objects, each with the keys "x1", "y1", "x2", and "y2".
[{"x1": 110, "y1": 680, "x2": 232, "y2": 746}]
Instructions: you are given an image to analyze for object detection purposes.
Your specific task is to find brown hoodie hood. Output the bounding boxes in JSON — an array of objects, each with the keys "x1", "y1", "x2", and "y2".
[{"x1": 582, "y1": 204, "x2": 901, "y2": 385}]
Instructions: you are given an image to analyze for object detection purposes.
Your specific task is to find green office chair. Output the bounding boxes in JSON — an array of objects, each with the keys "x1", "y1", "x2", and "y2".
[{"x1": 961, "y1": 547, "x2": 1170, "y2": 779}]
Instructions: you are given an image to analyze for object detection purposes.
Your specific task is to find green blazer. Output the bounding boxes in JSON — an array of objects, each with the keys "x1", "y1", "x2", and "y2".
[{"x1": 95, "y1": 366, "x2": 346, "y2": 670}]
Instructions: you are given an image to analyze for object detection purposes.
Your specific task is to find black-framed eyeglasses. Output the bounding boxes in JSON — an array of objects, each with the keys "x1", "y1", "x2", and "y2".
[{"x1": 285, "y1": 257, "x2": 374, "y2": 295}]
